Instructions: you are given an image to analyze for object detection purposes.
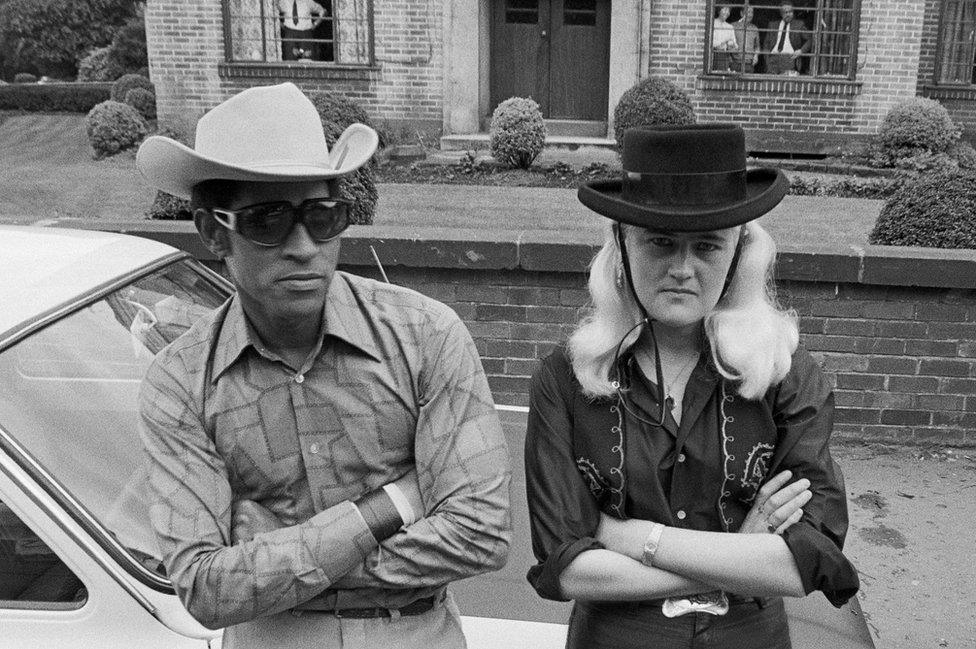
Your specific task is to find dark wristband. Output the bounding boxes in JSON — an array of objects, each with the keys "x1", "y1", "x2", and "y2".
[{"x1": 354, "y1": 488, "x2": 404, "y2": 542}]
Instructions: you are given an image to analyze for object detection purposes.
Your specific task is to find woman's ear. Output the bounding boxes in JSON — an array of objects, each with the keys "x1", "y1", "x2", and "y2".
[{"x1": 194, "y1": 208, "x2": 232, "y2": 259}]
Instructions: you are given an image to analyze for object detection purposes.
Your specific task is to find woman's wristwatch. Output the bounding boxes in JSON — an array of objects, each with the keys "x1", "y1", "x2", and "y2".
[{"x1": 641, "y1": 522, "x2": 665, "y2": 567}]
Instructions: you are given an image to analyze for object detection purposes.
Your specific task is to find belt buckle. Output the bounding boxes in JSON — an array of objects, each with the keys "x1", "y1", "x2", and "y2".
[{"x1": 661, "y1": 590, "x2": 730, "y2": 618}]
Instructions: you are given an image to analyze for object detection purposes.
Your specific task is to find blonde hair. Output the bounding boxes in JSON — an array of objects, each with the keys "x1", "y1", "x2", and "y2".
[{"x1": 567, "y1": 221, "x2": 798, "y2": 400}]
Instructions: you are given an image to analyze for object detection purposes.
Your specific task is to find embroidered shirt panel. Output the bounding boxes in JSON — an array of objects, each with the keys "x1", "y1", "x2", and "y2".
[{"x1": 525, "y1": 346, "x2": 859, "y2": 606}]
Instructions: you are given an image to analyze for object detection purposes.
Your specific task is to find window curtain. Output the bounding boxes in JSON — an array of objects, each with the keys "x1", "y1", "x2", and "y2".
[
  {"x1": 939, "y1": 0, "x2": 976, "y2": 84},
  {"x1": 228, "y1": 0, "x2": 281, "y2": 62},
  {"x1": 815, "y1": 0, "x2": 853, "y2": 76},
  {"x1": 334, "y1": 0, "x2": 371, "y2": 64}
]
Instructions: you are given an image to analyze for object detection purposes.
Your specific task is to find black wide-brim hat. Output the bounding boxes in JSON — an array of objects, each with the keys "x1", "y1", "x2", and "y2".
[{"x1": 578, "y1": 124, "x2": 788, "y2": 231}]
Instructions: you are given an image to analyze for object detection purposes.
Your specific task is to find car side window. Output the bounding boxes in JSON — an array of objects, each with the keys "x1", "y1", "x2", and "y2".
[{"x1": 0, "y1": 501, "x2": 87, "y2": 609}]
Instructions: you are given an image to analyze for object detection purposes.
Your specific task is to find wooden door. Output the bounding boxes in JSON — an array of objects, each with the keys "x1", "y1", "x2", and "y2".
[
  {"x1": 490, "y1": 0, "x2": 610, "y2": 121},
  {"x1": 548, "y1": 0, "x2": 610, "y2": 120}
]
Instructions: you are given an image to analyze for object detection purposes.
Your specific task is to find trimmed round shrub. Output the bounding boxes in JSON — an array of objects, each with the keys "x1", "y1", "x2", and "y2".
[
  {"x1": 489, "y1": 97, "x2": 546, "y2": 169},
  {"x1": 85, "y1": 99, "x2": 147, "y2": 158},
  {"x1": 870, "y1": 172, "x2": 976, "y2": 249},
  {"x1": 309, "y1": 91, "x2": 379, "y2": 224},
  {"x1": 951, "y1": 141, "x2": 976, "y2": 170},
  {"x1": 146, "y1": 191, "x2": 192, "y2": 220},
  {"x1": 877, "y1": 97, "x2": 960, "y2": 156},
  {"x1": 612, "y1": 76, "x2": 695, "y2": 147},
  {"x1": 77, "y1": 46, "x2": 123, "y2": 82},
  {"x1": 124, "y1": 87, "x2": 156, "y2": 120},
  {"x1": 14, "y1": 72, "x2": 37, "y2": 83},
  {"x1": 110, "y1": 72, "x2": 152, "y2": 102}
]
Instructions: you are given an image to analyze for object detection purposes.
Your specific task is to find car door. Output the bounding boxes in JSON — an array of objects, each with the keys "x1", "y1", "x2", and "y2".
[{"x1": 0, "y1": 457, "x2": 212, "y2": 648}]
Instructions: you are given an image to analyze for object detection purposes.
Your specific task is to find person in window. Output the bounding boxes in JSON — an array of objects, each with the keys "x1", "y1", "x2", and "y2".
[
  {"x1": 731, "y1": 5, "x2": 761, "y2": 74},
  {"x1": 712, "y1": 6, "x2": 737, "y2": 72},
  {"x1": 525, "y1": 124, "x2": 859, "y2": 649},
  {"x1": 278, "y1": 0, "x2": 327, "y2": 61},
  {"x1": 135, "y1": 83, "x2": 511, "y2": 649},
  {"x1": 764, "y1": 3, "x2": 812, "y2": 75}
]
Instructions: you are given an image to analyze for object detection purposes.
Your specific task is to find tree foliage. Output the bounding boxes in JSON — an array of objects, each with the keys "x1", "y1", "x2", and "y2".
[{"x1": 0, "y1": 0, "x2": 140, "y2": 79}]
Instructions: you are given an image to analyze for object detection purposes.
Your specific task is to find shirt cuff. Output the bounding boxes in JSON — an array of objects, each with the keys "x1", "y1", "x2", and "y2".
[
  {"x1": 527, "y1": 537, "x2": 603, "y2": 601},
  {"x1": 782, "y1": 523, "x2": 860, "y2": 607},
  {"x1": 307, "y1": 501, "x2": 381, "y2": 583}
]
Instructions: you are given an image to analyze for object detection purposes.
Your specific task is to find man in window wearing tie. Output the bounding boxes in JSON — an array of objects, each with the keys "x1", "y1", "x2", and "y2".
[
  {"x1": 279, "y1": 0, "x2": 328, "y2": 61},
  {"x1": 763, "y1": 3, "x2": 811, "y2": 75}
]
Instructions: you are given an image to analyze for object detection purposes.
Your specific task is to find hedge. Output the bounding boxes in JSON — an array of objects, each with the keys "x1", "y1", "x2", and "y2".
[{"x1": 0, "y1": 82, "x2": 113, "y2": 112}]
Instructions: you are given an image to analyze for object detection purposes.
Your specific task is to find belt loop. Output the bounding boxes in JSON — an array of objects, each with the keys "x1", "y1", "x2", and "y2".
[{"x1": 388, "y1": 608, "x2": 402, "y2": 621}]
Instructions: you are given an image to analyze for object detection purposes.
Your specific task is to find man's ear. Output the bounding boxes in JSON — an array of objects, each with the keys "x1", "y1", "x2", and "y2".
[{"x1": 194, "y1": 209, "x2": 233, "y2": 259}]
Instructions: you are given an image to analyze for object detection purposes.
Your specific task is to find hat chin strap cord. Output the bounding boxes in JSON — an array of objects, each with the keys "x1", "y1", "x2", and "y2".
[{"x1": 612, "y1": 224, "x2": 668, "y2": 426}]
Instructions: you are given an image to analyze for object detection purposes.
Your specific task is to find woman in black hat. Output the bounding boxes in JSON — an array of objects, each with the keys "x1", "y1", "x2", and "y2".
[{"x1": 524, "y1": 125, "x2": 859, "y2": 648}]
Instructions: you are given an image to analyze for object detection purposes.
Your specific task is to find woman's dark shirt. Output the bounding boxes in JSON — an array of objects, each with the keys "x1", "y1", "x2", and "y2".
[{"x1": 524, "y1": 345, "x2": 859, "y2": 607}]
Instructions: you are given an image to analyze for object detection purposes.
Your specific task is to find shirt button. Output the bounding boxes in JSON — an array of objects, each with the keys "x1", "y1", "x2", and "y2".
[
  {"x1": 677, "y1": 453, "x2": 686, "y2": 463},
  {"x1": 309, "y1": 443, "x2": 319, "y2": 454},
  {"x1": 676, "y1": 510, "x2": 687, "y2": 520},
  {"x1": 295, "y1": 374, "x2": 305, "y2": 384}
]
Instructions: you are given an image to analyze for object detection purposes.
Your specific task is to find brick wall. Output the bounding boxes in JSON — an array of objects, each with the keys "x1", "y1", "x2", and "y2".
[
  {"x1": 337, "y1": 263, "x2": 976, "y2": 447},
  {"x1": 648, "y1": 1, "x2": 929, "y2": 154},
  {"x1": 146, "y1": 0, "x2": 444, "y2": 139},
  {"x1": 61, "y1": 221, "x2": 976, "y2": 446}
]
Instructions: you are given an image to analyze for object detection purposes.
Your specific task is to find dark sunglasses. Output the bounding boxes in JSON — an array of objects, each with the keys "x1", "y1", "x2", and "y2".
[{"x1": 211, "y1": 197, "x2": 353, "y2": 247}]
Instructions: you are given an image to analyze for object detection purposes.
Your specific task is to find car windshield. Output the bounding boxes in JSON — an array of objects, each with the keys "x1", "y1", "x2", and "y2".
[{"x1": 0, "y1": 259, "x2": 230, "y2": 579}]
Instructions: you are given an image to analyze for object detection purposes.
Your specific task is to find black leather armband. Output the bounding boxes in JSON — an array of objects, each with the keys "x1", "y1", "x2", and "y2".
[{"x1": 354, "y1": 488, "x2": 404, "y2": 542}]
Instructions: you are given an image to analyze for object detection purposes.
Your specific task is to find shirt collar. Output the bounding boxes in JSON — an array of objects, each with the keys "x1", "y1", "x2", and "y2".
[{"x1": 210, "y1": 273, "x2": 381, "y2": 383}]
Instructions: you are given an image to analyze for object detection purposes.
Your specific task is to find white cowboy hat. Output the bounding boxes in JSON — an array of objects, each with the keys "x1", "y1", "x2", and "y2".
[{"x1": 136, "y1": 82, "x2": 378, "y2": 199}]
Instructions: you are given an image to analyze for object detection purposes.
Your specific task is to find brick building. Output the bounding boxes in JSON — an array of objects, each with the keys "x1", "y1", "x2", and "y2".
[{"x1": 147, "y1": 1, "x2": 976, "y2": 154}]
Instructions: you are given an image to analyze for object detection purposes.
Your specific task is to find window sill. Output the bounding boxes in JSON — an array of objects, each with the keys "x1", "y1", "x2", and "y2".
[
  {"x1": 922, "y1": 85, "x2": 976, "y2": 100},
  {"x1": 697, "y1": 74, "x2": 862, "y2": 96},
  {"x1": 218, "y1": 62, "x2": 378, "y2": 81}
]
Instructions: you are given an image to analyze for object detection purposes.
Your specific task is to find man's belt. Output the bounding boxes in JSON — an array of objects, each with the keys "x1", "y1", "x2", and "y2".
[{"x1": 292, "y1": 594, "x2": 438, "y2": 619}]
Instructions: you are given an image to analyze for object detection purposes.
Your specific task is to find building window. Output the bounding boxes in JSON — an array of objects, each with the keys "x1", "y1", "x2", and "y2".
[
  {"x1": 225, "y1": 0, "x2": 373, "y2": 65},
  {"x1": 707, "y1": 1, "x2": 859, "y2": 79},
  {"x1": 937, "y1": 1, "x2": 976, "y2": 84}
]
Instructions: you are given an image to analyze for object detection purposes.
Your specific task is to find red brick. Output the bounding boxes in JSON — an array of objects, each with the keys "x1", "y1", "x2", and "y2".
[
  {"x1": 906, "y1": 340, "x2": 961, "y2": 356},
  {"x1": 880, "y1": 409, "x2": 931, "y2": 426},
  {"x1": 835, "y1": 408, "x2": 881, "y2": 424},
  {"x1": 918, "y1": 359, "x2": 973, "y2": 377},
  {"x1": 475, "y1": 304, "x2": 526, "y2": 322},
  {"x1": 835, "y1": 374, "x2": 886, "y2": 390},
  {"x1": 866, "y1": 357, "x2": 919, "y2": 375},
  {"x1": 887, "y1": 375, "x2": 940, "y2": 393}
]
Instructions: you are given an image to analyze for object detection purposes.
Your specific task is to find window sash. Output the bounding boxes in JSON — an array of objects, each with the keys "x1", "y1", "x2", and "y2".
[
  {"x1": 936, "y1": 0, "x2": 976, "y2": 85},
  {"x1": 707, "y1": 1, "x2": 860, "y2": 80},
  {"x1": 223, "y1": 0, "x2": 374, "y2": 65}
]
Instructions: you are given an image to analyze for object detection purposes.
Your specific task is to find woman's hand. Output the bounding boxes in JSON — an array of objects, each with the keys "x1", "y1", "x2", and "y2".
[{"x1": 739, "y1": 470, "x2": 812, "y2": 535}]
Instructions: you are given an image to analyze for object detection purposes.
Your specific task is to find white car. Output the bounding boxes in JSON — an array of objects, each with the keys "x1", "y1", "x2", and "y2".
[{"x1": 0, "y1": 225, "x2": 870, "y2": 649}]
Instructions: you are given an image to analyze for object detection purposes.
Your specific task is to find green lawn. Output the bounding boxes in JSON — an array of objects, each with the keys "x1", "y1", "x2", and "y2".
[{"x1": 0, "y1": 113, "x2": 156, "y2": 224}]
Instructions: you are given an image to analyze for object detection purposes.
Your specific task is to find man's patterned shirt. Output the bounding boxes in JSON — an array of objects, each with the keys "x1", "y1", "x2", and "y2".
[{"x1": 139, "y1": 271, "x2": 511, "y2": 629}]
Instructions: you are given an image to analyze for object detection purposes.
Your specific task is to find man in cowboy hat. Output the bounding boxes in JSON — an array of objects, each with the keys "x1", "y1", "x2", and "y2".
[{"x1": 136, "y1": 83, "x2": 511, "y2": 648}]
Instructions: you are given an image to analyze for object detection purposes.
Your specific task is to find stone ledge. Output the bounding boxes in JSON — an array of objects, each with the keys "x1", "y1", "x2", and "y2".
[
  {"x1": 217, "y1": 62, "x2": 377, "y2": 81},
  {"x1": 697, "y1": 74, "x2": 862, "y2": 96},
  {"x1": 48, "y1": 220, "x2": 976, "y2": 290}
]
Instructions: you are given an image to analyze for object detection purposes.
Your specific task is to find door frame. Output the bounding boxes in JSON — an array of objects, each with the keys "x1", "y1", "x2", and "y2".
[{"x1": 441, "y1": 0, "x2": 647, "y2": 138}]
